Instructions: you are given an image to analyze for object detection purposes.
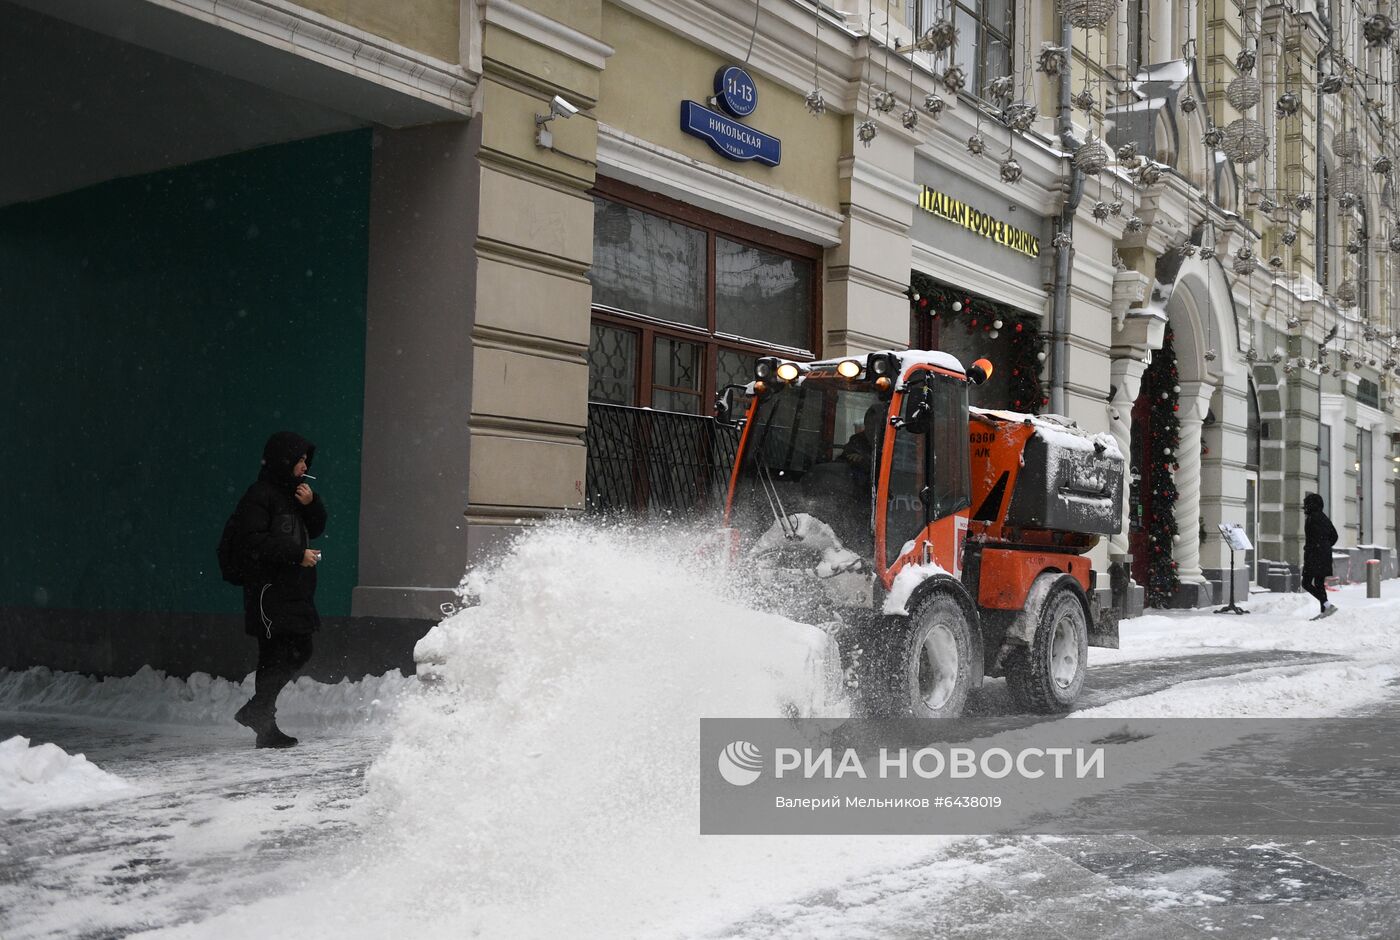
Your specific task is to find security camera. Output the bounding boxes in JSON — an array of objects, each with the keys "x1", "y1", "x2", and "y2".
[
  {"x1": 549, "y1": 95, "x2": 579, "y2": 119},
  {"x1": 537, "y1": 95, "x2": 580, "y2": 125}
]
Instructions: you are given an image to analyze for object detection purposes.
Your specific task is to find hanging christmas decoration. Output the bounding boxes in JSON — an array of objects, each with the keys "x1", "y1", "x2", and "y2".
[
  {"x1": 1221, "y1": 118, "x2": 1269, "y2": 163},
  {"x1": 987, "y1": 76, "x2": 1014, "y2": 105},
  {"x1": 1203, "y1": 127, "x2": 1224, "y2": 149},
  {"x1": 1037, "y1": 44, "x2": 1069, "y2": 76},
  {"x1": 966, "y1": 133, "x2": 987, "y2": 155},
  {"x1": 1331, "y1": 162, "x2": 1367, "y2": 201},
  {"x1": 1226, "y1": 75, "x2": 1263, "y2": 112},
  {"x1": 872, "y1": 89, "x2": 897, "y2": 113},
  {"x1": 1000, "y1": 157, "x2": 1024, "y2": 183},
  {"x1": 1294, "y1": 193, "x2": 1315, "y2": 211},
  {"x1": 1199, "y1": 244, "x2": 1217, "y2": 259},
  {"x1": 942, "y1": 66, "x2": 966, "y2": 94},
  {"x1": 1180, "y1": 95, "x2": 1198, "y2": 114},
  {"x1": 923, "y1": 18, "x2": 958, "y2": 53},
  {"x1": 1320, "y1": 73, "x2": 1346, "y2": 94},
  {"x1": 1333, "y1": 127, "x2": 1362, "y2": 158},
  {"x1": 857, "y1": 120, "x2": 878, "y2": 146},
  {"x1": 924, "y1": 93, "x2": 946, "y2": 116},
  {"x1": 1232, "y1": 245, "x2": 1256, "y2": 275},
  {"x1": 1053, "y1": 231, "x2": 1075, "y2": 251},
  {"x1": 1004, "y1": 104, "x2": 1038, "y2": 132},
  {"x1": 804, "y1": 5, "x2": 824, "y2": 117},
  {"x1": 1376, "y1": 155, "x2": 1394, "y2": 175},
  {"x1": 1363, "y1": 13, "x2": 1395, "y2": 47},
  {"x1": 1073, "y1": 137, "x2": 1111, "y2": 174},
  {"x1": 1389, "y1": 230, "x2": 1400, "y2": 252},
  {"x1": 1275, "y1": 92, "x2": 1301, "y2": 117},
  {"x1": 1335, "y1": 279, "x2": 1359, "y2": 307},
  {"x1": 1092, "y1": 201, "x2": 1111, "y2": 220},
  {"x1": 1236, "y1": 48, "x2": 1257, "y2": 72},
  {"x1": 1072, "y1": 88, "x2": 1097, "y2": 112},
  {"x1": 1281, "y1": 228, "x2": 1299, "y2": 245},
  {"x1": 1059, "y1": 0, "x2": 1117, "y2": 30},
  {"x1": 1125, "y1": 215, "x2": 1145, "y2": 232},
  {"x1": 1142, "y1": 329, "x2": 1182, "y2": 608}
]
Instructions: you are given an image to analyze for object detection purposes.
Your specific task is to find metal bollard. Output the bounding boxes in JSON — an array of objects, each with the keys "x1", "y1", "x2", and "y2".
[{"x1": 1367, "y1": 559, "x2": 1382, "y2": 599}]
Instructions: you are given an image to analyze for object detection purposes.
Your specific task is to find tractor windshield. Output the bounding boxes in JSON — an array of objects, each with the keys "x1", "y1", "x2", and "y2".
[{"x1": 727, "y1": 381, "x2": 886, "y2": 559}]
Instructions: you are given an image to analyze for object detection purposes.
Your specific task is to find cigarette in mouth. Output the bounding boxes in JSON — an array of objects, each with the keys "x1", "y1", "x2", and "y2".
[{"x1": 301, "y1": 474, "x2": 317, "y2": 481}]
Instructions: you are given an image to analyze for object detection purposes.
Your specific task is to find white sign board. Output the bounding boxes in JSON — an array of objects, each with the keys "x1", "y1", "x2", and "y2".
[{"x1": 1218, "y1": 523, "x2": 1253, "y2": 552}]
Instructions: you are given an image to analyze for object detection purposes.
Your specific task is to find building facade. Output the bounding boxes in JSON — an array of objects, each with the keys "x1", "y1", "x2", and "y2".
[{"x1": 3, "y1": 0, "x2": 1398, "y2": 680}]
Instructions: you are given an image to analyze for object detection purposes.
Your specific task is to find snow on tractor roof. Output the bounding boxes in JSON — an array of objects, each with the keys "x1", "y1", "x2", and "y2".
[
  {"x1": 971, "y1": 407, "x2": 1125, "y2": 462},
  {"x1": 798, "y1": 349, "x2": 967, "y2": 380}
]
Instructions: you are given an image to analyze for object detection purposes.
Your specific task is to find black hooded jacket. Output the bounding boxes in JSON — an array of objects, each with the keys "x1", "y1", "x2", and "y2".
[
  {"x1": 232, "y1": 432, "x2": 327, "y2": 636},
  {"x1": 1302, "y1": 494, "x2": 1339, "y2": 578}
]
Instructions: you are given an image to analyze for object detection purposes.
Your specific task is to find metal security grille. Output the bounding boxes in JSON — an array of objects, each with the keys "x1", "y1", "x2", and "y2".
[{"x1": 584, "y1": 402, "x2": 740, "y2": 517}]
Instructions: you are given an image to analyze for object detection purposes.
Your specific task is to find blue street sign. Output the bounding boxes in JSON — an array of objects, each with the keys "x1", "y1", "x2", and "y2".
[
  {"x1": 680, "y1": 100, "x2": 781, "y2": 167},
  {"x1": 714, "y1": 66, "x2": 758, "y2": 118}
]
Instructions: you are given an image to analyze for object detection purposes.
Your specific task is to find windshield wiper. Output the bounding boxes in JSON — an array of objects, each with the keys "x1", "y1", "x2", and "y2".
[{"x1": 754, "y1": 445, "x2": 798, "y2": 541}]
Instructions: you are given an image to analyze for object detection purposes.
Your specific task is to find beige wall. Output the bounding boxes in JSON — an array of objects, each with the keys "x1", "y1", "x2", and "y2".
[
  {"x1": 291, "y1": 0, "x2": 460, "y2": 63},
  {"x1": 597, "y1": 3, "x2": 843, "y2": 216}
]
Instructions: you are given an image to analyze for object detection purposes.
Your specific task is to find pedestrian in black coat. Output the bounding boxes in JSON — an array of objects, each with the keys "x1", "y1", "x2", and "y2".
[
  {"x1": 1302, "y1": 492, "x2": 1339, "y2": 619},
  {"x1": 231, "y1": 431, "x2": 326, "y2": 748}
]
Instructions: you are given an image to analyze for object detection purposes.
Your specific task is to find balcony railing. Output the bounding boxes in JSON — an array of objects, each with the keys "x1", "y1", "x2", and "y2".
[{"x1": 584, "y1": 402, "x2": 740, "y2": 518}]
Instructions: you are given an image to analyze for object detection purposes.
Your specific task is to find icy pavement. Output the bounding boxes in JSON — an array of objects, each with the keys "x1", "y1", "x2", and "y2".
[{"x1": 0, "y1": 716, "x2": 384, "y2": 939}]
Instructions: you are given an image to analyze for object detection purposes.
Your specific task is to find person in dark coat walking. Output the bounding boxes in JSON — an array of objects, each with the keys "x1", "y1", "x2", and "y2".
[
  {"x1": 1302, "y1": 492, "x2": 1339, "y2": 620},
  {"x1": 231, "y1": 431, "x2": 326, "y2": 748}
]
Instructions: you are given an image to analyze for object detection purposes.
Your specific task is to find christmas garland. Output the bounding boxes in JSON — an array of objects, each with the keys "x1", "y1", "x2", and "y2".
[
  {"x1": 907, "y1": 273, "x2": 1047, "y2": 413},
  {"x1": 1143, "y1": 329, "x2": 1183, "y2": 607}
]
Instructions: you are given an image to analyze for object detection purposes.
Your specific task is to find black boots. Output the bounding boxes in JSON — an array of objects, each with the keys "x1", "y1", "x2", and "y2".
[
  {"x1": 234, "y1": 700, "x2": 298, "y2": 748},
  {"x1": 255, "y1": 727, "x2": 299, "y2": 749}
]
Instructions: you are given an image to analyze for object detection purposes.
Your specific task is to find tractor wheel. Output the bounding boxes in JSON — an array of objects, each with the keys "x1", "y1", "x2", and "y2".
[
  {"x1": 1006, "y1": 578, "x2": 1088, "y2": 713},
  {"x1": 847, "y1": 593, "x2": 973, "y2": 721}
]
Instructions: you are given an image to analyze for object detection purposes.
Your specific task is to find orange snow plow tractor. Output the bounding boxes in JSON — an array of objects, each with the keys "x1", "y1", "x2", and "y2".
[{"x1": 716, "y1": 350, "x2": 1124, "y2": 719}]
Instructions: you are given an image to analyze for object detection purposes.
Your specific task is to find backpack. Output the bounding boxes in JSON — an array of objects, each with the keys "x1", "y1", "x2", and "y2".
[{"x1": 217, "y1": 510, "x2": 254, "y2": 586}]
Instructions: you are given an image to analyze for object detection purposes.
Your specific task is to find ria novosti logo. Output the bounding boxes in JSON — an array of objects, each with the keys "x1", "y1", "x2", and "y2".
[{"x1": 718, "y1": 741, "x2": 763, "y2": 786}]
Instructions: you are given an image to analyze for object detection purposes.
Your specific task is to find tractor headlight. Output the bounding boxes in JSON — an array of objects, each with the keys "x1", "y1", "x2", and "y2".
[
  {"x1": 755, "y1": 358, "x2": 778, "y2": 382},
  {"x1": 776, "y1": 362, "x2": 801, "y2": 382},
  {"x1": 866, "y1": 352, "x2": 900, "y2": 378},
  {"x1": 836, "y1": 359, "x2": 862, "y2": 378}
]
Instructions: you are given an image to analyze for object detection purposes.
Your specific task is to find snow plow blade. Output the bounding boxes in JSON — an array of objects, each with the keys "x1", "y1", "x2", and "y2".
[{"x1": 1087, "y1": 590, "x2": 1120, "y2": 649}]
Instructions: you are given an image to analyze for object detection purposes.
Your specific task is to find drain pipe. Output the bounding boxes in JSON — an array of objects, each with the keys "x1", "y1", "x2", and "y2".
[{"x1": 1050, "y1": 13, "x2": 1084, "y2": 417}]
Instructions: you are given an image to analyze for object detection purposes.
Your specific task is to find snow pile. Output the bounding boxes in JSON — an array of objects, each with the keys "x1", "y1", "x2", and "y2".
[
  {"x1": 0, "y1": 735, "x2": 132, "y2": 813},
  {"x1": 1098, "y1": 582, "x2": 1400, "y2": 664},
  {"x1": 883, "y1": 561, "x2": 951, "y2": 614},
  {"x1": 0, "y1": 665, "x2": 411, "y2": 729},
  {"x1": 161, "y1": 521, "x2": 960, "y2": 939},
  {"x1": 1084, "y1": 582, "x2": 1400, "y2": 717}
]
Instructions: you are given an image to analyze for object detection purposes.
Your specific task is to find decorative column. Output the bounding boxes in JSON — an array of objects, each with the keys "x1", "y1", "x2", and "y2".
[
  {"x1": 1107, "y1": 355, "x2": 1147, "y2": 559},
  {"x1": 1172, "y1": 381, "x2": 1218, "y2": 605}
]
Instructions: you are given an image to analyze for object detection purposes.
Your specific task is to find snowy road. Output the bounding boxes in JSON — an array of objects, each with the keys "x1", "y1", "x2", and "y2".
[
  {"x1": 2, "y1": 532, "x2": 1399, "y2": 939},
  {"x1": 3, "y1": 648, "x2": 1396, "y2": 938},
  {"x1": 0, "y1": 718, "x2": 383, "y2": 938}
]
